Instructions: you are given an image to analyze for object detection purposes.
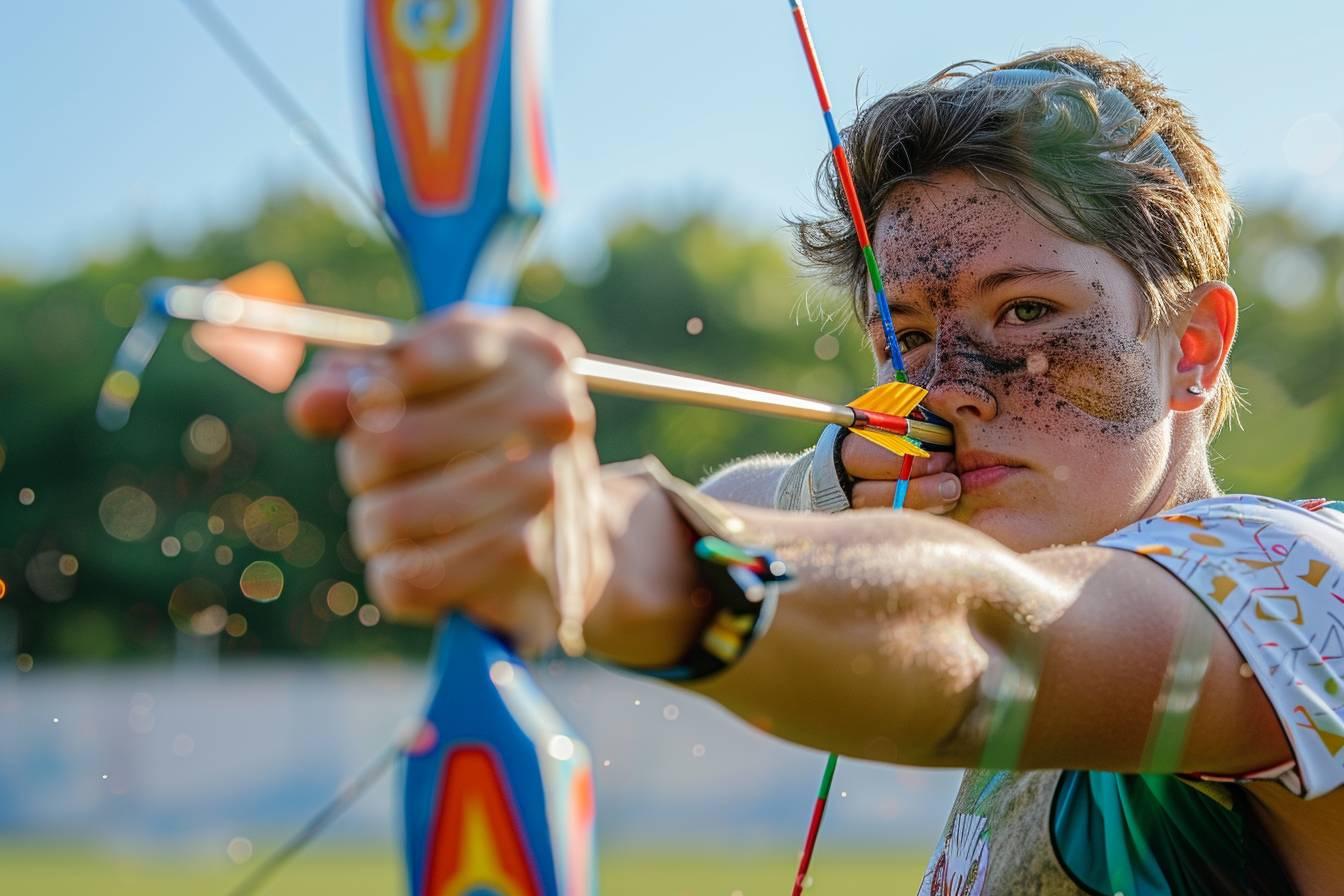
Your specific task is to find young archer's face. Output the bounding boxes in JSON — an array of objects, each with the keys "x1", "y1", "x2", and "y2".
[{"x1": 869, "y1": 169, "x2": 1184, "y2": 550}]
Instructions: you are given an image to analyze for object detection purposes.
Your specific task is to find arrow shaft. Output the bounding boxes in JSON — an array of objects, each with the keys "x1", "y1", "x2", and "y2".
[{"x1": 157, "y1": 283, "x2": 954, "y2": 447}]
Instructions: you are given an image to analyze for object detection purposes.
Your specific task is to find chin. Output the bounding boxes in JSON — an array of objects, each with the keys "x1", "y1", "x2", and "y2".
[{"x1": 951, "y1": 505, "x2": 1062, "y2": 552}]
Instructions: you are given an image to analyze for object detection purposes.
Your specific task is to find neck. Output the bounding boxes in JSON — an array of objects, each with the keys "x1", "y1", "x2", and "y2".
[{"x1": 1143, "y1": 420, "x2": 1220, "y2": 516}]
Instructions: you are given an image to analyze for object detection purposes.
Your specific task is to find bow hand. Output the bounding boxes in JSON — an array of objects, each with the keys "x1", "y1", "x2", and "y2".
[{"x1": 287, "y1": 307, "x2": 611, "y2": 656}]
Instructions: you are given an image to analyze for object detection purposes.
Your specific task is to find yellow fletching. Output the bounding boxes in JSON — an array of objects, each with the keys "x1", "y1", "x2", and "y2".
[
  {"x1": 849, "y1": 381, "x2": 927, "y2": 417},
  {"x1": 846, "y1": 427, "x2": 930, "y2": 459}
]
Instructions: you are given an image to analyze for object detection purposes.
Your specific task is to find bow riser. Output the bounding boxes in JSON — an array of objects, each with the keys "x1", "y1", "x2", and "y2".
[{"x1": 363, "y1": 1, "x2": 593, "y2": 894}]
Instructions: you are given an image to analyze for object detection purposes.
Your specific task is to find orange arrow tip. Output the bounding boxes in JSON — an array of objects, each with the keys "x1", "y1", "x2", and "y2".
[{"x1": 191, "y1": 262, "x2": 308, "y2": 393}]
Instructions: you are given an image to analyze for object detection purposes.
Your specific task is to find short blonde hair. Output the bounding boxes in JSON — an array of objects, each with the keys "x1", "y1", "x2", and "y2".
[{"x1": 793, "y1": 46, "x2": 1239, "y2": 435}]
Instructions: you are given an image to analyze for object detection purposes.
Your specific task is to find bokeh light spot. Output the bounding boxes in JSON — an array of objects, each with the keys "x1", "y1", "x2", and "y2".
[
  {"x1": 168, "y1": 579, "x2": 225, "y2": 634},
  {"x1": 282, "y1": 522, "x2": 325, "y2": 568},
  {"x1": 813, "y1": 334, "x2": 840, "y2": 361},
  {"x1": 348, "y1": 375, "x2": 406, "y2": 433},
  {"x1": 100, "y1": 486, "x2": 157, "y2": 542},
  {"x1": 183, "y1": 415, "x2": 231, "y2": 470},
  {"x1": 325, "y1": 581, "x2": 359, "y2": 617},
  {"x1": 239, "y1": 561, "x2": 284, "y2": 603},
  {"x1": 191, "y1": 605, "x2": 228, "y2": 636},
  {"x1": 226, "y1": 837, "x2": 254, "y2": 865},
  {"x1": 686, "y1": 316, "x2": 704, "y2": 335},
  {"x1": 58, "y1": 554, "x2": 79, "y2": 576},
  {"x1": 161, "y1": 536, "x2": 182, "y2": 558},
  {"x1": 215, "y1": 545, "x2": 234, "y2": 566},
  {"x1": 26, "y1": 551, "x2": 77, "y2": 603},
  {"x1": 18, "y1": 487, "x2": 35, "y2": 506},
  {"x1": 357, "y1": 604, "x2": 381, "y2": 627},
  {"x1": 547, "y1": 734, "x2": 575, "y2": 761},
  {"x1": 490, "y1": 661, "x2": 516, "y2": 687},
  {"x1": 209, "y1": 493, "x2": 251, "y2": 538},
  {"x1": 225, "y1": 613, "x2": 248, "y2": 638},
  {"x1": 102, "y1": 369, "x2": 141, "y2": 405},
  {"x1": 15, "y1": 653, "x2": 32, "y2": 672},
  {"x1": 243, "y1": 497, "x2": 300, "y2": 551}
]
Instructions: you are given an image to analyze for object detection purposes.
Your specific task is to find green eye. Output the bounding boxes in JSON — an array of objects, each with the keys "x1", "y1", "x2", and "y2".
[{"x1": 1007, "y1": 301, "x2": 1050, "y2": 324}]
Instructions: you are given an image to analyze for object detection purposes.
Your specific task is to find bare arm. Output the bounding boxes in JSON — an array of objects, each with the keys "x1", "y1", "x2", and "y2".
[{"x1": 594, "y1": 484, "x2": 1291, "y2": 777}]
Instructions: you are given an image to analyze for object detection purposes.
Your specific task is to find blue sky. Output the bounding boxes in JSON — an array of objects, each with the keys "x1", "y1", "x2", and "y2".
[{"x1": 3, "y1": 0, "x2": 1341, "y2": 277}]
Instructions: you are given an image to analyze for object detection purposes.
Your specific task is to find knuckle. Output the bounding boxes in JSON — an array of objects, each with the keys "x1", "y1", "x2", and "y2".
[
  {"x1": 348, "y1": 497, "x2": 377, "y2": 559},
  {"x1": 522, "y1": 393, "x2": 579, "y2": 441},
  {"x1": 542, "y1": 319, "x2": 586, "y2": 359},
  {"x1": 518, "y1": 327, "x2": 570, "y2": 371},
  {"x1": 367, "y1": 547, "x2": 446, "y2": 618},
  {"x1": 400, "y1": 337, "x2": 445, "y2": 387},
  {"x1": 366, "y1": 555, "x2": 413, "y2": 615},
  {"x1": 336, "y1": 435, "x2": 370, "y2": 495},
  {"x1": 349, "y1": 492, "x2": 400, "y2": 558}
]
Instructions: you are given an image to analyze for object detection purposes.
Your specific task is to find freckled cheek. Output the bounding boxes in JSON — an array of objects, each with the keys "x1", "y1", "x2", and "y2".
[{"x1": 1018, "y1": 342, "x2": 1165, "y2": 435}]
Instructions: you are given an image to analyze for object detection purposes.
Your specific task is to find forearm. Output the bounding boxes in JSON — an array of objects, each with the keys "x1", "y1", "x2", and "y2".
[
  {"x1": 694, "y1": 506, "x2": 1017, "y2": 765},
  {"x1": 588, "y1": 471, "x2": 1065, "y2": 766}
]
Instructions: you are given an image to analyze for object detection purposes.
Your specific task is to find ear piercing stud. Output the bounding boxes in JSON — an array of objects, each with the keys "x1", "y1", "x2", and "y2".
[{"x1": 1187, "y1": 385, "x2": 1205, "y2": 395}]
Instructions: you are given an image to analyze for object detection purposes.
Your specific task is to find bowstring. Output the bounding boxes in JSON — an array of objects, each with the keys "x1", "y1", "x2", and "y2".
[
  {"x1": 177, "y1": 0, "x2": 403, "y2": 252},
  {"x1": 171, "y1": 2, "x2": 413, "y2": 890},
  {"x1": 224, "y1": 732, "x2": 415, "y2": 896},
  {"x1": 786, "y1": 1, "x2": 916, "y2": 891}
]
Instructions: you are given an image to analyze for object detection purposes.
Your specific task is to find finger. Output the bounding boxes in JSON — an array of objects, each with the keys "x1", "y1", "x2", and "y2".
[
  {"x1": 365, "y1": 523, "x2": 527, "y2": 624},
  {"x1": 287, "y1": 363, "x2": 357, "y2": 438},
  {"x1": 842, "y1": 436, "x2": 954, "y2": 481},
  {"x1": 366, "y1": 520, "x2": 558, "y2": 648},
  {"x1": 348, "y1": 447, "x2": 555, "y2": 559},
  {"x1": 336, "y1": 372, "x2": 583, "y2": 495},
  {"x1": 388, "y1": 306, "x2": 586, "y2": 401},
  {"x1": 852, "y1": 472, "x2": 961, "y2": 512}
]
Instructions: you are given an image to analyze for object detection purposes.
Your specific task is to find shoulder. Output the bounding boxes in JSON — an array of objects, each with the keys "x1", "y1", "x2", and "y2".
[
  {"x1": 1100, "y1": 493, "x2": 1344, "y2": 555},
  {"x1": 1099, "y1": 494, "x2": 1344, "y2": 798}
]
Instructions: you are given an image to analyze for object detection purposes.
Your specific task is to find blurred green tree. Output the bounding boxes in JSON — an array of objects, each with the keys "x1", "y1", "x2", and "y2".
[
  {"x1": 0, "y1": 192, "x2": 1339, "y2": 661},
  {"x1": 0, "y1": 193, "x2": 869, "y2": 661}
]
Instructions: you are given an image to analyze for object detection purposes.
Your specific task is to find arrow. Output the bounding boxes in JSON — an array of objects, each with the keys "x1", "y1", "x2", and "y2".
[{"x1": 99, "y1": 272, "x2": 955, "y2": 465}]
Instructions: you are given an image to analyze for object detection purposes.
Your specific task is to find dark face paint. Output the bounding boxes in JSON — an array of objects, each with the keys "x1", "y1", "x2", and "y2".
[
  {"x1": 866, "y1": 171, "x2": 1180, "y2": 550},
  {"x1": 872, "y1": 183, "x2": 1164, "y2": 444}
]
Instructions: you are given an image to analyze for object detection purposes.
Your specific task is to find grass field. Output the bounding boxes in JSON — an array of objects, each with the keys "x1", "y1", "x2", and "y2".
[{"x1": 0, "y1": 844, "x2": 929, "y2": 894}]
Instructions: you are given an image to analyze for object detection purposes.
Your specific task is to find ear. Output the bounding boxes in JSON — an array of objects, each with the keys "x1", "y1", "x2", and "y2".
[{"x1": 1169, "y1": 281, "x2": 1237, "y2": 413}]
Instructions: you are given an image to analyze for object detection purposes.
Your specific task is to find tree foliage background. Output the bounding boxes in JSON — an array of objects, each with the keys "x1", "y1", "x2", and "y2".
[{"x1": 0, "y1": 194, "x2": 1340, "y2": 661}]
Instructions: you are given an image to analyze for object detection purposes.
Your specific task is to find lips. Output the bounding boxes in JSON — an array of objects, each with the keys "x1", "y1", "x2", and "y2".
[{"x1": 956, "y1": 450, "x2": 1027, "y2": 492}]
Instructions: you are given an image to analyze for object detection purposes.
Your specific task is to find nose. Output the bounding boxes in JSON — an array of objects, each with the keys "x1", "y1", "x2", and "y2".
[{"x1": 915, "y1": 349, "x2": 999, "y2": 424}]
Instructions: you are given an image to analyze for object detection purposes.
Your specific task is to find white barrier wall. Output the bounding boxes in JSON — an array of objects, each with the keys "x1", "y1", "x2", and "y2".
[{"x1": 0, "y1": 659, "x2": 960, "y2": 852}]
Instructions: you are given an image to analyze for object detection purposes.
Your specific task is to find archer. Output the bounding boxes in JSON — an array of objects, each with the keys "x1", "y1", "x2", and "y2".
[{"x1": 289, "y1": 47, "x2": 1344, "y2": 894}]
